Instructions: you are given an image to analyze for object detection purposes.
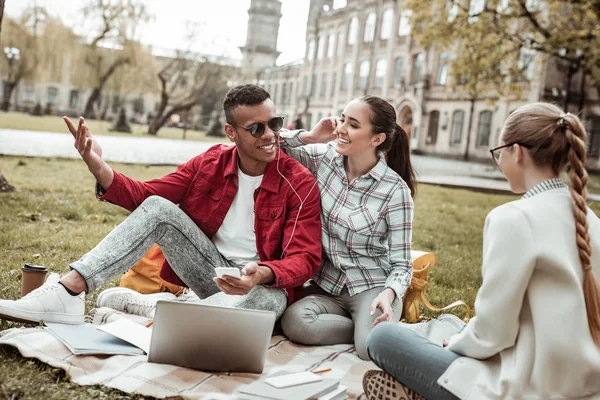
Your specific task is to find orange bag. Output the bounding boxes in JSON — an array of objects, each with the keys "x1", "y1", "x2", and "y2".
[{"x1": 119, "y1": 244, "x2": 185, "y2": 295}]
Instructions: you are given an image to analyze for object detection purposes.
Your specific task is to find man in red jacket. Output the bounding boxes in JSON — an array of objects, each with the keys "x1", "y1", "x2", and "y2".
[{"x1": 0, "y1": 85, "x2": 322, "y2": 325}]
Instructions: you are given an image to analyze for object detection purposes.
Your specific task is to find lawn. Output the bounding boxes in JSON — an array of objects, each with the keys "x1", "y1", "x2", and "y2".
[
  {"x1": 0, "y1": 111, "x2": 228, "y2": 143},
  {"x1": 0, "y1": 156, "x2": 599, "y2": 399}
]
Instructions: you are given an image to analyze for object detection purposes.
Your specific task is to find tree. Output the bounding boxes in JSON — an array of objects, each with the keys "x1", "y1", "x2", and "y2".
[
  {"x1": 147, "y1": 51, "x2": 227, "y2": 136},
  {"x1": 406, "y1": 0, "x2": 600, "y2": 113},
  {"x1": 0, "y1": 0, "x2": 14, "y2": 192},
  {"x1": 77, "y1": 0, "x2": 150, "y2": 119}
]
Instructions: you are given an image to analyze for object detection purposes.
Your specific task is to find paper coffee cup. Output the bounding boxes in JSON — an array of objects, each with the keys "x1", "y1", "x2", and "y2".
[{"x1": 21, "y1": 263, "x2": 48, "y2": 297}]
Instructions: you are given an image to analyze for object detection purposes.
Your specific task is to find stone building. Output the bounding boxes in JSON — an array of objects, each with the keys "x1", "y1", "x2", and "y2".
[{"x1": 246, "y1": 0, "x2": 600, "y2": 169}]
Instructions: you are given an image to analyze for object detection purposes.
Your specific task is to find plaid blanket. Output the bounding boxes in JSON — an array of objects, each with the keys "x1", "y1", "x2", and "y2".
[{"x1": 0, "y1": 308, "x2": 374, "y2": 399}]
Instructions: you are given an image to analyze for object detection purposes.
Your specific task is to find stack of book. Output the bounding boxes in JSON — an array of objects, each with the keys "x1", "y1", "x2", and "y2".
[{"x1": 236, "y1": 371, "x2": 347, "y2": 400}]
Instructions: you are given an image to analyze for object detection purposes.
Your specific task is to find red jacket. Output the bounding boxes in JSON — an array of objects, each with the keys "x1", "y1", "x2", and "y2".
[{"x1": 100, "y1": 144, "x2": 322, "y2": 304}]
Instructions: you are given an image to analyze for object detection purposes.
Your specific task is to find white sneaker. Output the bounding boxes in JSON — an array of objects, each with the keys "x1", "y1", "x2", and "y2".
[
  {"x1": 96, "y1": 287, "x2": 177, "y2": 318},
  {"x1": 0, "y1": 282, "x2": 85, "y2": 325}
]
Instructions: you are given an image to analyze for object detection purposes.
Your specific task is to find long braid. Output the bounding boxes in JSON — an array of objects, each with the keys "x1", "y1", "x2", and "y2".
[{"x1": 564, "y1": 116, "x2": 600, "y2": 347}]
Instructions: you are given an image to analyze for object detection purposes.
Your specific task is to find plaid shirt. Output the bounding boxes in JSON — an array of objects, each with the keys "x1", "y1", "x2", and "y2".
[
  {"x1": 522, "y1": 178, "x2": 567, "y2": 199},
  {"x1": 281, "y1": 131, "x2": 414, "y2": 299}
]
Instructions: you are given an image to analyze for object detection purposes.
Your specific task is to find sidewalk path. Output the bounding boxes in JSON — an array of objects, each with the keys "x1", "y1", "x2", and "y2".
[{"x1": 1, "y1": 129, "x2": 598, "y2": 202}]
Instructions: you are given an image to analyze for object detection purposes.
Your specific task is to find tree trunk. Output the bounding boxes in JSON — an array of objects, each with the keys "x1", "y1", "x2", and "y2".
[
  {"x1": 578, "y1": 73, "x2": 587, "y2": 114},
  {"x1": 1, "y1": 81, "x2": 16, "y2": 112},
  {"x1": 0, "y1": 2, "x2": 13, "y2": 193},
  {"x1": 83, "y1": 87, "x2": 101, "y2": 119},
  {"x1": 464, "y1": 97, "x2": 476, "y2": 161},
  {"x1": 0, "y1": 172, "x2": 15, "y2": 193},
  {"x1": 83, "y1": 58, "x2": 130, "y2": 119}
]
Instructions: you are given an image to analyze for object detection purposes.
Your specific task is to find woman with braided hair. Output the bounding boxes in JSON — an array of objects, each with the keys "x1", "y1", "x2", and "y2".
[{"x1": 362, "y1": 102, "x2": 600, "y2": 400}]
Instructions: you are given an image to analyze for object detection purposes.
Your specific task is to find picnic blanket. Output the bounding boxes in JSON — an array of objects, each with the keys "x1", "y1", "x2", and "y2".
[{"x1": 0, "y1": 307, "x2": 374, "y2": 399}]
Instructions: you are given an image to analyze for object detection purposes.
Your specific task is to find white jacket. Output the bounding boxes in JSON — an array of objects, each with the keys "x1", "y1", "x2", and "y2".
[{"x1": 439, "y1": 185, "x2": 600, "y2": 399}]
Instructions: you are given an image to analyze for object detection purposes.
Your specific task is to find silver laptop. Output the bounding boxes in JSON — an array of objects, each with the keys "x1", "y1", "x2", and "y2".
[{"x1": 147, "y1": 301, "x2": 275, "y2": 374}]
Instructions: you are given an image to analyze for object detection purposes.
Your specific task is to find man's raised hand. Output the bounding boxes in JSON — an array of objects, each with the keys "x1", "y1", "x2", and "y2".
[{"x1": 63, "y1": 116, "x2": 114, "y2": 189}]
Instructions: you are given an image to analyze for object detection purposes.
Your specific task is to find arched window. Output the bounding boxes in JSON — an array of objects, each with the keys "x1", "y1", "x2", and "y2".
[
  {"x1": 436, "y1": 51, "x2": 450, "y2": 85},
  {"x1": 342, "y1": 62, "x2": 353, "y2": 89},
  {"x1": 427, "y1": 111, "x2": 440, "y2": 145},
  {"x1": 380, "y1": 8, "x2": 394, "y2": 40},
  {"x1": 374, "y1": 59, "x2": 387, "y2": 88},
  {"x1": 327, "y1": 33, "x2": 336, "y2": 58},
  {"x1": 317, "y1": 35, "x2": 326, "y2": 59},
  {"x1": 450, "y1": 110, "x2": 465, "y2": 144},
  {"x1": 337, "y1": 31, "x2": 345, "y2": 56},
  {"x1": 477, "y1": 111, "x2": 493, "y2": 146},
  {"x1": 348, "y1": 17, "x2": 359, "y2": 45},
  {"x1": 307, "y1": 39, "x2": 316, "y2": 60},
  {"x1": 411, "y1": 53, "x2": 425, "y2": 84},
  {"x1": 363, "y1": 12, "x2": 376, "y2": 43},
  {"x1": 358, "y1": 60, "x2": 370, "y2": 89},
  {"x1": 398, "y1": 10, "x2": 412, "y2": 36}
]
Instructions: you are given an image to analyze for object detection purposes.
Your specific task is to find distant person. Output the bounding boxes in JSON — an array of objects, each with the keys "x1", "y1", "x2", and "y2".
[
  {"x1": 278, "y1": 96, "x2": 416, "y2": 360},
  {"x1": 293, "y1": 116, "x2": 304, "y2": 130},
  {"x1": 0, "y1": 85, "x2": 322, "y2": 325},
  {"x1": 363, "y1": 103, "x2": 600, "y2": 399}
]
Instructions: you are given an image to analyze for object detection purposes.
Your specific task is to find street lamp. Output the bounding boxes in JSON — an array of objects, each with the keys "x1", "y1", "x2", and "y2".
[{"x1": 2, "y1": 47, "x2": 21, "y2": 112}]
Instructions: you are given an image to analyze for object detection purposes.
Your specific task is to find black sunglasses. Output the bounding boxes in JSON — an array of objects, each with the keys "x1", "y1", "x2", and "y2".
[
  {"x1": 489, "y1": 142, "x2": 531, "y2": 165},
  {"x1": 230, "y1": 116, "x2": 285, "y2": 138}
]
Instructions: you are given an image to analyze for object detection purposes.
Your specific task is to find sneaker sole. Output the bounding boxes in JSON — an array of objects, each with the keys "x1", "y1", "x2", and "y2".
[
  {"x1": 362, "y1": 370, "x2": 424, "y2": 400},
  {"x1": 0, "y1": 308, "x2": 83, "y2": 325},
  {"x1": 96, "y1": 287, "x2": 177, "y2": 309}
]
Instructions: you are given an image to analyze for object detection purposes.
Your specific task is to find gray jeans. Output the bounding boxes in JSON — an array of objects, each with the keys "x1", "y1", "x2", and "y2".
[
  {"x1": 70, "y1": 196, "x2": 287, "y2": 318},
  {"x1": 280, "y1": 283, "x2": 402, "y2": 360}
]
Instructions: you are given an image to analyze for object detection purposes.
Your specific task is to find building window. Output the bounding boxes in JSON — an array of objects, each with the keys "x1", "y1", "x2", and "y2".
[
  {"x1": 306, "y1": 113, "x2": 313, "y2": 129},
  {"x1": 411, "y1": 53, "x2": 425, "y2": 85},
  {"x1": 374, "y1": 59, "x2": 387, "y2": 89},
  {"x1": 477, "y1": 110, "x2": 493, "y2": 147},
  {"x1": 348, "y1": 16, "x2": 359, "y2": 45},
  {"x1": 47, "y1": 87, "x2": 59, "y2": 105},
  {"x1": 380, "y1": 8, "x2": 394, "y2": 40},
  {"x1": 303, "y1": 76, "x2": 309, "y2": 96},
  {"x1": 327, "y1": 33, "x2": 336, "y2": 58},
  {"x1": 517, "y1": 47, "x2": 536, "y2": 81},
  {"x1": 281, "y1": 83, "x2": 287, "y2": 104},
  {"x1": 317, "y1": 35, "x2": 326, "y2": 60},
  {"x1": 589, "y1": 116, "x2": 600, "y2": 159},
  {"x1": 311, "y1": 74, "x2": 318, "y2": 96},
  {"x1": 337, "y1": 31, "x2": 345, "y2": 56},
  {"x1": 364, "y1": 12, "x2": 376, "y2": 43},
  {"x1": 393, "y1": 57, "x2": 404, "y2": 88},
  {"x1": 436, "y1": 51, "x2": 450, "y2": 85},
  {"x1": 450, "y1": 110, "x2": 465, "y2": 145},
  {"x1": 69, "y1": 90, "x2": 79, "y2": 109},
  {"x1": 342, "y1": 62, "x2": 353, "y2": 89},
  {"x1": 448, "y1": 1, "x2": 459, "y2": 21},
  {"x1": 331, "y1": 72, "x2": 337, "y2": 97},
  {"x1": 427, "y1": 111, "x2": 440, "y2": 145},
  {"x1": 358, "y1": 60, "x2": 370, "y2": 90},
  {"x1": 468, "y1": 0, "x2": 485, "y2": 23},
  {"x1": 398, "y1": 10, "x2": 412, "y2": 36},
  {"x1": 320, "y1": 73, "x2": 328, "y2": 97},
  {"x1": 23, "y1": 84, "x2": 35, "y2": 103},
  {"x1": 307, "y1": 39, "x2": 316, "y2": 60}
]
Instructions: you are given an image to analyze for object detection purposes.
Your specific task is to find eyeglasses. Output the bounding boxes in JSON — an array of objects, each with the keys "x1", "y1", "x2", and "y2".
[
  {"x1": 489, "y1": 142, "x2": 531, "y2": 166},
  {"x1": 230, "y1": 116, "x2": 285, "y2": 138}
]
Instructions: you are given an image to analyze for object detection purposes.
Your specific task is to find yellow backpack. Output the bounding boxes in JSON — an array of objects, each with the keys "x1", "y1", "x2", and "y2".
[{"x1": 402, "y1": 251, "x2": 471, "y2": 322}]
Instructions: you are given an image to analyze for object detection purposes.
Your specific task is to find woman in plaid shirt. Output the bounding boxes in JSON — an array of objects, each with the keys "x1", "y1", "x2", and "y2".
[{"x1": 279, "y1": 96, "x2": 416, "y2": 360}]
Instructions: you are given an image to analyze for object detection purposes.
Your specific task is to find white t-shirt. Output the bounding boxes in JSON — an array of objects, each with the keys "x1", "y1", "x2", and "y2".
[{"x1": 212, "y1": 168, "x2": 263, "y2": 267}]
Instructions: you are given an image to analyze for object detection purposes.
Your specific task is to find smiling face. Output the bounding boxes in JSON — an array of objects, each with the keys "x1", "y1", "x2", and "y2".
[
  {"x1": 334, "y1": 99, "x2": 385, "y2": 157},
  {"x1": 224, "y1": 99, "x2": 279, "y2": 176}
]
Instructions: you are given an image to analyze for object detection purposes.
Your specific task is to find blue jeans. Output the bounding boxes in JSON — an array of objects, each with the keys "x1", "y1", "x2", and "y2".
[{"x1": 366, "y1": 322, "x2": 461, "y2": 400}]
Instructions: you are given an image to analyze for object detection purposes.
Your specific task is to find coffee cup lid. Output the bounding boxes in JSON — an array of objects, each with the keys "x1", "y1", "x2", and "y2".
[{"x1": 22, "y1": 264, "x2": 47, "y2": 272}]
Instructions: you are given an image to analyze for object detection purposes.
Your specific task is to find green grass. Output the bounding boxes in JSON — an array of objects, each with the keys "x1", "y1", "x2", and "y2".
[
  {"x1": 589, "y1": 174, "x2": 600, "y2": 195},
  {"x1": 0, "y1": 111, "x2": 228, "y2": 143},
  {"x1": 0, "y1": 156, "x2": 599, "y2": 399}
]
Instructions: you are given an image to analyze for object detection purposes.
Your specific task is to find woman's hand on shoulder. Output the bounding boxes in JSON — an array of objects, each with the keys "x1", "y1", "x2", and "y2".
[{"x1": 300, "y1": 117, "x2": 338, "y2": 144}]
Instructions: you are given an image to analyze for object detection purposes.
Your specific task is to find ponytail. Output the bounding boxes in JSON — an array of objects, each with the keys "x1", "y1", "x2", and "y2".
[
  {"x1": 387, "y1": 124, "x2": 417, "y2": 198},
  {"x1": 564, "y1": 116, "x2": 600, "y2": 347}
]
